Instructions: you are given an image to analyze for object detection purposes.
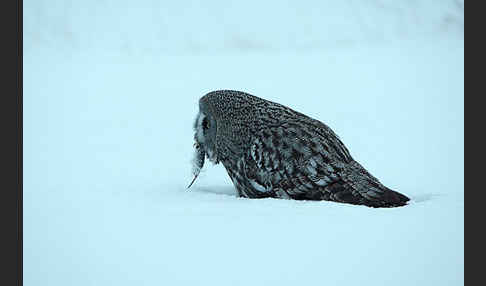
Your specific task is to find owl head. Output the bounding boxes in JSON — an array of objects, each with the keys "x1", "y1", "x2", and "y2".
[
  {"x1": 192, "y1": 90, "x2": 264, "y2": 166},
  {"x1": 193, "y1": 99, "x2": 218, "y2": 164}
]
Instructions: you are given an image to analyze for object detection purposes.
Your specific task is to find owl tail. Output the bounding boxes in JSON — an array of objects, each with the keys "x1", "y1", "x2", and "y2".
[
  {"x1": 341, "y1": 160, "x2": 410, "y2": 208},
  {"x1": 370, "y1": 187, "x2": 410, "y2": 208},
  {"x1": 316, "y1": 179, "x2": 409, "y2": 208}
]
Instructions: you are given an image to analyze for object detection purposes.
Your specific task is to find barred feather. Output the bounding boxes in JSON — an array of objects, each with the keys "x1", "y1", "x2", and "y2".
[{"x1": 193, "y1": 90, "x2": 409, "y2": 208}]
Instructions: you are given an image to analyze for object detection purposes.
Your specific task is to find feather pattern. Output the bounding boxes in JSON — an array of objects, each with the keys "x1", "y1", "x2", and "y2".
[{"x1": 194, "y1": 90, "x2": 409, "y2": 207}]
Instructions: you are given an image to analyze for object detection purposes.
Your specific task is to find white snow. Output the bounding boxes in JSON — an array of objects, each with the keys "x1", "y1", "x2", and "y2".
[{"x1": 24, "y1": 1, "x2": 463, "y2": 285}]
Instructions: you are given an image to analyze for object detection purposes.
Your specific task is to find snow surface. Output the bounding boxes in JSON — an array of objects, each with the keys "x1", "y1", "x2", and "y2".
[{"x1": 24, "y1": 1, "x2": 464, "y2": 285}]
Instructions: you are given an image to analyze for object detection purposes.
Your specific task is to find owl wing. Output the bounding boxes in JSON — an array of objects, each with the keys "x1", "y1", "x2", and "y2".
[
  {"x1": 241, "y1": 122, "x2": 350, "y2": 199},
  {"x1": 242, "y1": 122, "x2": 408, "y2": 207}
]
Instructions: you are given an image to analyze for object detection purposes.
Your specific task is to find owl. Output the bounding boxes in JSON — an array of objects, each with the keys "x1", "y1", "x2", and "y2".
[{"x1": 188, "y1": 90, "x2": 409, "y2": 208}]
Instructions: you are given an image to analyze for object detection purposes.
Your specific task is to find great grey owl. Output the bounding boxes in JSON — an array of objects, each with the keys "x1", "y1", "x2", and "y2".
[{"x1": 189, "y1": 90, "x2": 409, "y2": 208}]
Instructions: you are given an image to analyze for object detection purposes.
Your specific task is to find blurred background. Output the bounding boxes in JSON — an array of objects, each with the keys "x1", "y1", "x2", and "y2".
[
  {"x1": 23, "y1": 1, "x2": 464, "y2": 286},
  {"x1": 25, "y1": 0, "x2": 463, "y2": 54}
]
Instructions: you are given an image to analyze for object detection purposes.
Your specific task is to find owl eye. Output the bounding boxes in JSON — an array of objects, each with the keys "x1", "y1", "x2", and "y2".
[{"x1": 202, "y1": 117, "x2": 210, "y2": 130}]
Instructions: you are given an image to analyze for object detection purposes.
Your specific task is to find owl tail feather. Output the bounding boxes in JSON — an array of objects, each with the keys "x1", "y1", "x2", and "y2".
[
  {"x1": 319, "y1": 181, "x2": 410, "y2": 208},
  {"x1": 324, "y1": 160, "x2": 411, "y2": 208},
  {"x1": 366, "y1": 187, "x2": 410, "y2": 208}
]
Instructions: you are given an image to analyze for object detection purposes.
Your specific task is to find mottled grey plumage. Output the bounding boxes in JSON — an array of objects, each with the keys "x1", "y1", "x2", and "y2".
[{"x1": 190, "y1": 90, "x2": 409, "y2": 208}]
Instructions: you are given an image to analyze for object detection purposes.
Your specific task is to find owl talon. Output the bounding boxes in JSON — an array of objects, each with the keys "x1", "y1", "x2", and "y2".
[{"x1": 187, "y1": 175, "x2": 199, "y2": 189}]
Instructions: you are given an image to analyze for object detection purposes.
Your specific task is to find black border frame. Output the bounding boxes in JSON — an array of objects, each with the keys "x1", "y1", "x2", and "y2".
[
  {"x1": 1, "y1": 0, "x2": 22, "y2": 285},
  {"x1": 0, "y1": 1, "x2": 468, "y2": 285}
]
